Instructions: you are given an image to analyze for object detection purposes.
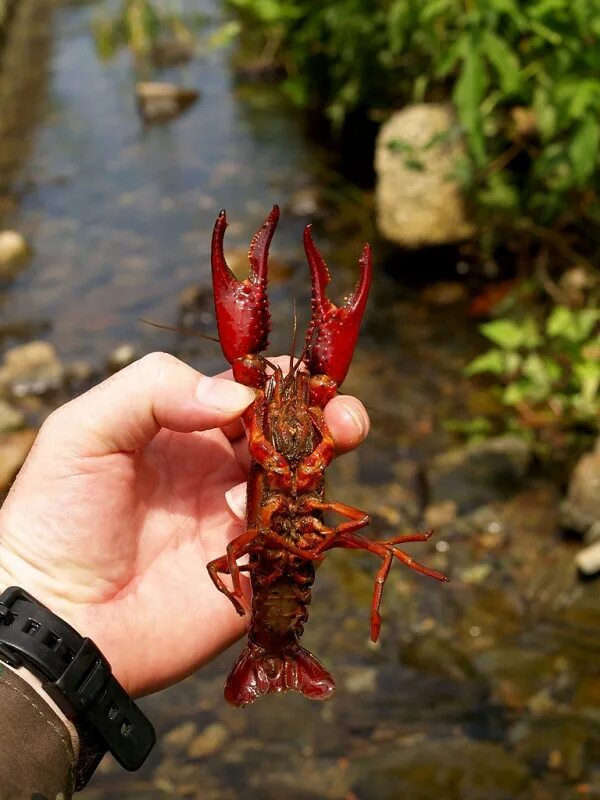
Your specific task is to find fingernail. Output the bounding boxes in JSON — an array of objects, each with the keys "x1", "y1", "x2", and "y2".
[
  {"x1": 195, "y1": 376, "x2": 254, "y2": 413},
  {"x1": 225, "y1": 482, "x2": 247, "y2": 520},
  {"x1": 341, "y1": 400, "x2": 369, "y2": 440}
]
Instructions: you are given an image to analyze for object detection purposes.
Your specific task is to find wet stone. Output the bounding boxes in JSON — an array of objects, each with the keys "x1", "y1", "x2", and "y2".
[
  {"x1": 65, "y1": 359, "x2": 94, "y2": 386},
  {"x1": 0, "y1": 341, "x2": 64, "y2": 396},
  {"x1": 350, "y1": 737, "x2": 531, "y2": 800},
  {"x1": 0, "y1": 230, "x2": 29, "y2": 275},
  {"x1": 508, "y1": 717, "x2": 590, "y2": 781},
  {"x1": 424, "y1": 499, "x2": 458, "y2": 529},
  {"x1": 162, "y1": 721, "x2": 197, "y2": 754},
  {"x1": 0, "y1": 428, "x2": 36, "y2": 490},
  {"x1": 342, "y1": 665, "x2": 377, "y2": 694},
  {"x1": 187, "y1": 722, "x2": 228, "y2": 759},
  {"x1": 107, "y1": 344, "x2": 137, "y2": 372},
  {"x1": 560, "y1": 438, "x2": 600, "y2": 536},
  {"x1": 0, "y1": 399, "x2": 25, "y2": 433},
  {"x1": 575, "y1": 540, "x2": 600, "y2": 577},
  {"x1": 136, "y1": 82, "x2": 199, "y2": 122},
  {"x1": 426, "y1": 436, "x2": 532, "y2": 514}
]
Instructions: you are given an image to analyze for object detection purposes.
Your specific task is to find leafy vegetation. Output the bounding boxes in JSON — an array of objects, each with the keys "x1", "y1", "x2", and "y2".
[
  {"x1": 462, "y1": 278, "x2": 600, "y2": 449},
  {"x1": 225, "y1": 0, "x2": 600, "y2": 265}
]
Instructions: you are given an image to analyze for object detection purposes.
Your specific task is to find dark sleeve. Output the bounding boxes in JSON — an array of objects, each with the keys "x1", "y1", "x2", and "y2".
[{"x1": 0, "y1": 662, "x2": 76, "y2": 800}]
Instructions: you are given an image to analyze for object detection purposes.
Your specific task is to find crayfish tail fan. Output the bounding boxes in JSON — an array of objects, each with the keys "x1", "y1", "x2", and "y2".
[{"x1": 224, "y1": 643, "x2": 335, "y2": 707}]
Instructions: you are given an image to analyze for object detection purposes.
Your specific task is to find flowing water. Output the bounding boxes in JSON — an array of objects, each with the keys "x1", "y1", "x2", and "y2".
[{"x1": 0, "y1": 3, "x2": 598, "y2": 799}]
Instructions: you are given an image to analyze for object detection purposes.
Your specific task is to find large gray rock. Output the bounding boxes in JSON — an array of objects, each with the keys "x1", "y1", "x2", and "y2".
[
  {"x1": 560, "y1": 438, "x2": 600, "y2": 535},
  {"x1": 375, "y1": 103, "x2": 475, "y2": 248}
]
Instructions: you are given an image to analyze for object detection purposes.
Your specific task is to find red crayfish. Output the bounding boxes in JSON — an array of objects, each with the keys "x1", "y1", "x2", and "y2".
[{"x1": 207, "y1": 206, "x2": 448, "y2": 707}]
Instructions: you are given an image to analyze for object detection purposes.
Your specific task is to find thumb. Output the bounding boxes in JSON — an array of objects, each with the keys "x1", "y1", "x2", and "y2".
[{"x1": 41, "y1": 352, "x2": 254, "y2": 456}]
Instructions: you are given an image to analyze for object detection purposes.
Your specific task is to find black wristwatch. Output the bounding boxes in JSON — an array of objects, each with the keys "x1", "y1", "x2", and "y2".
[{"x1": 0, "y1": 586, "x2": 156, "y2": 789}]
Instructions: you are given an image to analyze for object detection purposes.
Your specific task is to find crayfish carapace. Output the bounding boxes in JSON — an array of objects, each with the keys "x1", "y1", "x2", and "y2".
[{"x1": 207, "y1": 205, "x2": 448, "y2": 707}]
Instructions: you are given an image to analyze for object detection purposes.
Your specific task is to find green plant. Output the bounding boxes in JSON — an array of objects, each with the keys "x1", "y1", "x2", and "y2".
[
  {"x1": 465, "y1": 303, "x2": 600, "y2": 442},
  {"x1": 225, "y1": 0, "x2": 600, "y2": 266}
]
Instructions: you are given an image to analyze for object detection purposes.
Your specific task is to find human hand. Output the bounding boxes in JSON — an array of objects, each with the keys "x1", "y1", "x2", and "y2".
[{"x1": 0, "y1": 353, "x2": 370, "y2": 696}]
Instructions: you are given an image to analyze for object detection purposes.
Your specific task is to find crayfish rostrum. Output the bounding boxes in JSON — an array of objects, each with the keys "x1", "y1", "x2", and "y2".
[{"x1": 207, "y1": 205, "x2": 448, "y2": 707}]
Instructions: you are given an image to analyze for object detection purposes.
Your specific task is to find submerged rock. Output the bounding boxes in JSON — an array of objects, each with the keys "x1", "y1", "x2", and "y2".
[
  {"x1": 375, "y1": 104, "x2": 476, "y2": 249},
  {"x1": 0, "y1": 230, "x2": 29, "y2": 277},
  {"x1": 136, "y1": 82, "x2": 199, "y2": 122},
  {"x1": 575, "y1": 540, "x2": 600, "y2": 577},
  {"x1": 427, "y1": 435, "x2": 532, "y2": 514},
  {"x1": 107, "y1": 344, "x2": 137, "y2": 372},
  {"x1": 0, "y1": 429, "x2": 36, "y2": 490},
  {"x1": 0, "y1": 341, "x2": 64, "y2": 396},
  {"x1": 560, "y1": 438, "x2": 600, "y2": 536},
  {"x1": 0, "y1": 400, "x2": 25, "y2": 434},
  {"x1": 187, "y1": 722, "x2": 228, "y2": 759},
  {"x1": 351, "y1": 737, "x2": 530, "y2": 800}
]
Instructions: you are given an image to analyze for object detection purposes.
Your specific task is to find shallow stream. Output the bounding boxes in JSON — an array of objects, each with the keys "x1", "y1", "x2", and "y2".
[{"x1": 0, "y1": 3, "x2": 598, "y2": 798}]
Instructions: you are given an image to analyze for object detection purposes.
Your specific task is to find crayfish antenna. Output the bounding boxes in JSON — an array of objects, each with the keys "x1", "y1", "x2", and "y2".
[{"x1": 303, "y1": 225, "x2": 372, "y2": 386}]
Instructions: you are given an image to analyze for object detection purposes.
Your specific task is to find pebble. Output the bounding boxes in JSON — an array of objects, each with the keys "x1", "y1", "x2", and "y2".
[
  {"x1": 0, "y1": 400, "x2": 25, "y2": 434},
  {"x1": 287, "y1": 187, "x2": 320, "y2": 217},
  {"x1": 0, "y1": 341, "x2": 64, "y2": 395},
  {"x1": 0, "y1": 230, "x2": 29, "y2": 273},
  {"x1": 162, "y1": 721, "x2": 197, "y2": 753},
  {"x1": 574, "y1": 540, "x2": 600, "y2": 577},
  {"x1": 458, "y1": 563, "x2": 493, "y2": 584},
  {"x1": 107, "y1": 344, "x2": 137, "y2": 372},
  {"x1": 0, "y1": 429, "x2": 37, "y2": 490},
  {"x1": 136, "y1": 82, "x2": 199, "y2": 122},
  {"x1": 584, "y1": 520, "x2": 600, "y2": 544},
  {"x1": 424, "y1": 499, "x2": 457, "y2": 528},
  {"x1": 187, "y1": 722, "x2": 228, "y2": 759},
  {"x1": 66, "y1": 360, "x2": 94, "y2": 385},
  {"x1": 343, "y1": 666, "x2": 377, "y2": 694}
]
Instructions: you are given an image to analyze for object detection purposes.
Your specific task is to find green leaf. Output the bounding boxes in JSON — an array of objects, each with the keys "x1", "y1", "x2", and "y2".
[
  {"x1": 546, "y1": 306, "x2": 573, "y2": 337},
  {"x1": 571, "y1": 309, "x2": 600, "y2": 341},
  {"x1": 505, "y1": 351, "x2": 522, "y2": 373},
  {"x1": 453, "y1": 46, "x2": 487, "y2": 166},
  {"x1": 465, "y1": 349, "x2": 506, "y2": 375},
  {"x1": 570, "y1": 116, "x2": 600, "y2": 185},
  {"x1": 503, "y1": 380, "x2": 531, "y2": 405},
  {"x1": 420, "y1": 0, "x2": 454, "y2": 23},
  {"x1": 521, "y1": 354, "x2": 561, "y2": 399},
  {"x1": 479, "y1": 319, "x2": 523, "y2": 349},
  {"x1": 520, "y1": 317, "x2": 542, "y2": 349},
  {"x1": 482, "y1": 30, "x2": 520, "y2": 94},
  {"x1": 574, "y1": 361, "x2": 600, "y2": 402}
]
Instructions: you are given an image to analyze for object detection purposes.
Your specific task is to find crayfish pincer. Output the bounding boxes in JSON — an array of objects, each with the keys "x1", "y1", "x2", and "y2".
[{"x1": 207, "y1": 205, "x2": 448, "y2": 707}]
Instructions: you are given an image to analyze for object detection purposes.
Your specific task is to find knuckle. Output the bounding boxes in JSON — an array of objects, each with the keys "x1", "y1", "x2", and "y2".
[
  {"x1": 135, "y1": 351, "x2": 181, "y2": 383},
  {"x1": 138, "y1": 350, "x2": 179, "y2": 372}
]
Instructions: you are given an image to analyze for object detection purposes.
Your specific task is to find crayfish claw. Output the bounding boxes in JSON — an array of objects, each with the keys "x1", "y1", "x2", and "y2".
[
  {"x1": 303, "y1": 226, "x2": 372, "y2": 386},
  {"x1": 211, "y1": 207, "x2": 278, "y2": 366}
]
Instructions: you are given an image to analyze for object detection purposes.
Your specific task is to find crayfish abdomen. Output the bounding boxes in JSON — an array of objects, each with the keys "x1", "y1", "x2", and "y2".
[{"x1": 206, "y1": 206, "x2": 448, "y2": 707}]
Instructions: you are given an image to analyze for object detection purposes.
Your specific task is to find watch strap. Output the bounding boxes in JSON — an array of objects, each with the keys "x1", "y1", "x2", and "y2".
[{"x1": 0, "y1": 586, "x2": 155, "y2": 788}]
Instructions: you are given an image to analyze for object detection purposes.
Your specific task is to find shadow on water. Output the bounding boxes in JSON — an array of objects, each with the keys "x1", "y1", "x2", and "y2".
[{"x1": 0, "y1": 2, "x2": 598, "y2": 799}]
